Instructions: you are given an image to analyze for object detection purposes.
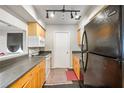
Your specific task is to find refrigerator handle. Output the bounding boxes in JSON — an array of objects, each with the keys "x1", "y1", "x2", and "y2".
[
  {"x1": 84, "y1": 31, "x2": 88, "y2": 72},
  {"x1": 84, "y1": 52, "x2": 88, "y2": 72},
  {"x1": 81, "y1": 31, "x2": 88, "y2": 53},
  {"x1": 85, "y1": 30, "x2": 88, "y2": 52},
  {"x1": 81, "y1": 31, "x2": 84, "y2": 53},
  {"x1": 81, "y1": 30, "x2": 89, "y2": 72}
]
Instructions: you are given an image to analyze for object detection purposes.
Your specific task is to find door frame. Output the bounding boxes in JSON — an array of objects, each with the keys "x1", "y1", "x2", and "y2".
[{"x1": 52, "y1": 32, "x2": 71, "y2": 68}]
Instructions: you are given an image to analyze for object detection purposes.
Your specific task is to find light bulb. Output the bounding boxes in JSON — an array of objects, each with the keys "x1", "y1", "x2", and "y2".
[
  {"x1": 75, "y1": 12, "x2": 79, "y2": 19},
  {"x1": 75, "y1": 15, "x2": 79, "y2": 19},
  {"x1": 50, "y1": 12, "x2": 55, "y2": 18}
]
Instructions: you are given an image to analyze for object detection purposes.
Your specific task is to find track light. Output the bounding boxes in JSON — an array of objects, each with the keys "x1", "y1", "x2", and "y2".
[
  {"x1": 75, "y1": 12, "x2": 79, "y2": 19},
  {"x1": 46, "y1": 5, "x2": 80, "y2": 20},
  {"x1": 46, "y1": 11, "x2": 49, "y2": 18},
  {"x1": 75, "y1": 12, "x2": 77, "y2": 15},
  {"x1": 71, "y1": 12, "x2": 73, "y2": 19}
]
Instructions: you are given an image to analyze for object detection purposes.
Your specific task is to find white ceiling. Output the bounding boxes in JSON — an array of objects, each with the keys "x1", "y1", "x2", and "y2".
[
  {"x1": 0, "y1": 20, "x2": 22, "y2": 31},
  {"x1": 33, "y1": 5, "x2": 98, "y2": 25},
  {"x1": 0, "y1": 5, "x2": 101, "y2": 30},
  {"x1": 0, "y1": 5, "x2": 35, "y2": 23},
  {"x1": 0, "y1": 5, "x2": 35, "y2": 31}
]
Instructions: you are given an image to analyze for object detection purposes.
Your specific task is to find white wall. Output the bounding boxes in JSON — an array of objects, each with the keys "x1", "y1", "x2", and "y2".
[
  {"x1": 45, "y1": 25, "x2": 80, "y2": 68},
  {"x1": 45, "y1": 25, "x2": 80, "y2": 51},
  {"x1": 0, "y1": 8, "x2": 27, "y2": 31},
  {"x1": 0, "y1": 30, "x2": 28, "y2": 54},
  {"x1": 78, "y1": 5, "x2": 105, "y2": 43},
  {"x1": 22, "y1": 5, "x2": 46, "y2": 29}
]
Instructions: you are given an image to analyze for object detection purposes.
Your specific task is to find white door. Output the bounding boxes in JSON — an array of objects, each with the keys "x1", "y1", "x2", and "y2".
[{"x1": 53, "y1": 32, "x2": 70, "y2": 68}]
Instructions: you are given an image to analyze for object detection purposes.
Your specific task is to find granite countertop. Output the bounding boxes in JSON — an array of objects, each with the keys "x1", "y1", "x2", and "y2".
[
  {"x1": 0, "y1": 55, "x2": 44, "y2": 88},
  {"x1": 72, "y1": 51, "x2": 81, "y2": 58},
  {"x1": 0, "y1": 53, "x2": 28, "y2": 61},
  {"x1": 72, "y1": 51, "x2": 81, "y2": 54},
  {"x1": 32, "y1": 51, "x2": 51, "y2": 58}
]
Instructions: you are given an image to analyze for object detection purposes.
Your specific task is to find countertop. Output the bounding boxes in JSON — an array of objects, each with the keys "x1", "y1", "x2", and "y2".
[
  {"x1": 72, "y1": 51, "x2": 81, "y2": 58},
  {"x1": 72, "y1": 51, "x2": 81, "y2": 54},
  {"x1": 0, "y1": 55, "x2": 45, "y2": 88},
  {"x1": 0, "y1": 53, "x2": 28, "y2": 61}
]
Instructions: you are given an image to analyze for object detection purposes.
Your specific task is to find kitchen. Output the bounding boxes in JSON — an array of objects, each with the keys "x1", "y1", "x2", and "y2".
[{"x1": 0, "y1": 5, "x2": 123, "y2": 88}]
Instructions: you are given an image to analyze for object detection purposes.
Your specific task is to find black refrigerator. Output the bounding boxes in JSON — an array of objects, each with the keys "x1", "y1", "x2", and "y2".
[{"x1": 80, "y1": 5, "x2": 123, "y2": 88}]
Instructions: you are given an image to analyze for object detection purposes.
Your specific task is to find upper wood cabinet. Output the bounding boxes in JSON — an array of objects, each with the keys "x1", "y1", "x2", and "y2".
[
  {"x1": 28, "y1": 22, "x2": 45, "y2": 37},
  {"x1": 77, "y1": 29, "x2": 81, "y2": 46},
  {"x1": 28, "y1": 22, "x2": 45, "y2": 47}
]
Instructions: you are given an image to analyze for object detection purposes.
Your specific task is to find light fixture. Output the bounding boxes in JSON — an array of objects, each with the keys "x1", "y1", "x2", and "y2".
[
  {"x1": 50, "y1": 12, "x2": 55, "y2": 18},
  {"x1": 71, "y1": 12, "x2": 73, "y2": 19},
  {"x1": 46, "y1": 5, "x2": 81, "y2": 19},
  {"x1": 75, "y1": 12, "x2": 79, "y2": 19},
  {"x1": 46, "y1": 11, "x2": 49, "y2": 18}
]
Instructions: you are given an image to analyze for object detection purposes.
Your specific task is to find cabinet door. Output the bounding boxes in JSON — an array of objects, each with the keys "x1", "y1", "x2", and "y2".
[
  {"x1": 28, "y1": 22, "x2": 37, "y2": 36},
  {"x1": 77, "y1": 29, "x2": 81, "y2": 46},
  {"x1": 28, "y1": 22, "x2": 45, "y2": 38},
  {"x1": 30, "y1": 70, "x2": 35, "y2": 88},
  {"x1": 9, "y1": 62, "x2": 45, "y2": 88},
  {"x1": 35, "y1": 66, "x2": 39, "y2": 88},
  {"x1": 40, "y1": 60, "x2": 46, "y2": 87},
  {"x1": 9, "y1": 70, "x2": 31, "y2": 88},
  {"x1": 73, "y1": 56, "x2": 80, "y2": 80},
  {"x1": 23, "y1": 79, "x2": 31, "y2": 88},
  {"x1": 73, "y1": 56, "x2": 77, "y2": 74},
  {"x1": 76, "y1": 60, "x2": 80, "y2": 79},
  {"x1": 41, "y1": 28, "x2": 45, "y2": 38},
  {"x1": 38, "y1": 64, "x2": 42, "y2": 88}
]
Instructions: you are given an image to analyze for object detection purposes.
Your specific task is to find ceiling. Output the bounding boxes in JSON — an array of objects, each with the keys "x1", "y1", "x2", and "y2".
[
  {"x1": 0, "y1": 20, "x2": 22, "y2": 31},
  {"x1": 33, "y1": 5, "x2": 98, "y2": 25},
  {"x1": 0, "y1": 5, "x2": 100, "y2": 29},
  {"x1": 0, "y1": 5, "x2": 35, "y2": 31},
  {"x1": 0, "y1": 5, "x2": 35, "y2": 23}
]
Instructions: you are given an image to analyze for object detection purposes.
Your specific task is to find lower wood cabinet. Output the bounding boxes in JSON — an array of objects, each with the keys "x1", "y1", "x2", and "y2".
[
  {"x1": 73, "y1": 55, "x2": 80, "y2": 80},
  {"x1": 23, "y1": 78, "x2": 32, "y2": 88},
  {"x1": 77, "y1": 29, "x2": 81, "y2": 46},
  {"x1": 9, "y1": 59, "x2": 46, "y2": 88}
]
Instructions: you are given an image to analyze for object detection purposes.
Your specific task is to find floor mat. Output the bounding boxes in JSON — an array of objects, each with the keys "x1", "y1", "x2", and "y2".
[{"x1": 66, "y1": 70, "x2": 78, "y2": 81}]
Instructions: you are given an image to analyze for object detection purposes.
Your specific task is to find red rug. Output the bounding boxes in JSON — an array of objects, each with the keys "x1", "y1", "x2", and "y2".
[{"x1": 66, "y1": 70, "x2": 78, "y2": 81}]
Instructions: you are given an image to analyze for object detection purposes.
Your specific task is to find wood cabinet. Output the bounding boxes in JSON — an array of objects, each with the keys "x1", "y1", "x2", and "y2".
[
  {"x1": 28, "y1": 22, "x2": 45, "y2": 47},
  {"x1": 40, "y1": 60, "x2": 46, "y2": 87},
  {"x1": 77, "y1": 29, "x2": 81, "y2": 46},
  {"x1": 73, "y1": 55, "x2": 80, "y2": 80},
  {"x1": 23, "y1": 78, "x2": 32, "y2": 88},
  {"x1": 9, "y1": 59, "x2": 46, "y2": 88},
  {"x1": 28, "y1": 22, "x2": 45, "y2": 37}
]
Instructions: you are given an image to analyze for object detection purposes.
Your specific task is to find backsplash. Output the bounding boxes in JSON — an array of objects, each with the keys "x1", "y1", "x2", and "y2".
[{"x1": 28, "y1": 47, "x2": 45, "y2": 57}]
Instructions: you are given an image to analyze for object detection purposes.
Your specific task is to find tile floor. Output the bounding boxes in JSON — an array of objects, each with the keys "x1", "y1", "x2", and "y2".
[{"x1": 44, "y1": 68, "x2": 80, "y2": 88}]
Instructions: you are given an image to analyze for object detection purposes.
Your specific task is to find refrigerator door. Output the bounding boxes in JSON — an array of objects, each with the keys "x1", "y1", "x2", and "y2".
[
  {"x1": 122, "y1": 5, "x2": 124, "y2": 88},
  {"x1": 83, "y1": 5, "x2": 122, "y2": 88},
  {"x1": 84, "y1": 53, "x2": 122, "y2": 87},
  {"x1": 85, "y1": 6, "x2": 120, "y2": 58}
]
